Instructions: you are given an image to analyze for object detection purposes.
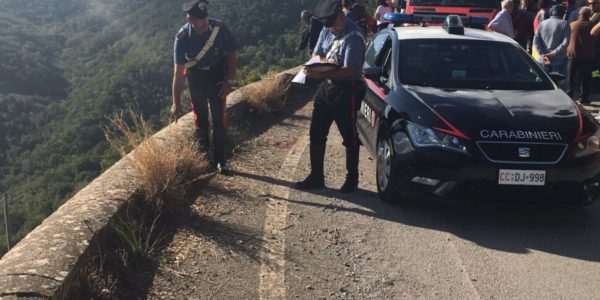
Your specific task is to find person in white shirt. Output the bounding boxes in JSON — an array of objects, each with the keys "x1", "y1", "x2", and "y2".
[
  {"x1": 534, "y1": 5, "x2": 570, "y2": 79},
  {"x1": 374, "y1": 0, "x2": 393, "y2": 31},
  {"x1": 489, "y1": 0, "x2": 516, "y2": 38}
]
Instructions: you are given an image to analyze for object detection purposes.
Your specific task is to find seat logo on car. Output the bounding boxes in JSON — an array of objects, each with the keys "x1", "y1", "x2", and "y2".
[
  {"x1": 480, "y1": 130, "x2": 562, "y2": 141},
  {"x1": 518, "y1": 147, "x2": 531, "y2": 158}
]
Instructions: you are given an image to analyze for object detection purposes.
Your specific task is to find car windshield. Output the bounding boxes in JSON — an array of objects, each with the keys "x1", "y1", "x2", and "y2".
[
  {"x1": 409, "y1": 0, "x2": 500, "y2": 8},
  {"x1": 398, "y1": 39, "x2": 555, "y2": 90}
]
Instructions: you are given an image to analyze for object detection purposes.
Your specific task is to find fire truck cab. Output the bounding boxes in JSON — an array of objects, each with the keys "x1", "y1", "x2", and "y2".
[{"x1": 399, "y1": 0, "x2": 501, "y2": 21}]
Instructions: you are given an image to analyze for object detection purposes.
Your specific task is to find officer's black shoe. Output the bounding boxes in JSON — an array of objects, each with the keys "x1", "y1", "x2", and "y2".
[
  {"x1": 295, "y1": 173, "x2": 325, "y2": 190},
  {"x1": 217, "y1": 162, "x2": 233, "y2": 176},
  {"x1": 339, "y1": 173, "x2": 358, "y2": 194}
]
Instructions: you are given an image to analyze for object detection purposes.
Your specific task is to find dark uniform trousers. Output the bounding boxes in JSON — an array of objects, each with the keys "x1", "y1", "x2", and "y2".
[
  {"x1": 186, "y1": 67, "x2": 227, "y2": 163},
  {"x1": 310, "y1": 79, "x2": 366, "y2": 177},
  {"x1": 568, "y1": 58, "x2": 595, "y2": 101}
]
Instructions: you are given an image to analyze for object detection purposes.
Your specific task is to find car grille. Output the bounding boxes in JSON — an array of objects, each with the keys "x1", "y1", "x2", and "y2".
[{"x1": 476, "y1": 142, "x2": 568, "y2": 164}]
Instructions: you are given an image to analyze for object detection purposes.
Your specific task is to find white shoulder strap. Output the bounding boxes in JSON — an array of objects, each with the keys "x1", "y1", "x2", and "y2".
[
  {"x1": 185, "y1": 25, "x2": 222, "y2": 69},
  {"x1": 325, "y1": 30, "x2": 365, "y2": 61}
]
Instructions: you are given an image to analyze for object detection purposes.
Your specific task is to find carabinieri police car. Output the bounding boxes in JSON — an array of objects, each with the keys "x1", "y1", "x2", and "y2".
[{"x1": 357, "y1": 14, "x2": 600, "y2": 205}]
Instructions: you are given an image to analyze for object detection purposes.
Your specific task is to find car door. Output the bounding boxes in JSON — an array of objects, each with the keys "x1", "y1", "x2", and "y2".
[{"x1": 357, "y1": 32, "x2": 393, "y2": 157}]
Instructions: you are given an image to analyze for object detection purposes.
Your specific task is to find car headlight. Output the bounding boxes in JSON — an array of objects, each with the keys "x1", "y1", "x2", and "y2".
[
  {"x1": 406, "y1": 122, "x2": 469, "y2": 154},
  {"x1": 575, "y1": 129, "x2": 600, "y2": 158}
]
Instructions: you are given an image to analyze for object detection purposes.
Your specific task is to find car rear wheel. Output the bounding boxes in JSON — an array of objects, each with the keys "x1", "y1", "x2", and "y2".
[{"x1": 376, "y1": 132, "x2": 402, "y2": 202}]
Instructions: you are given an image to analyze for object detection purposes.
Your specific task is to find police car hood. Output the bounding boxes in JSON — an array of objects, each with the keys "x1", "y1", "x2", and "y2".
[{"x1": 404, "y1": 86, "x2": 582, "y2": 143}]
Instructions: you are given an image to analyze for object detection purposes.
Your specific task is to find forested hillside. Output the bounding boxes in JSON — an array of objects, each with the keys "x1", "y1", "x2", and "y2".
[{"x1": 0, "y1": 0, "x2": 324, "y2": 255}]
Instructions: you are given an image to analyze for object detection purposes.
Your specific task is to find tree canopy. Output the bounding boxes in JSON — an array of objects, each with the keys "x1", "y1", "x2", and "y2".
[{"x1": 0, "y1": 0, "x2": 328, "y2": 255}]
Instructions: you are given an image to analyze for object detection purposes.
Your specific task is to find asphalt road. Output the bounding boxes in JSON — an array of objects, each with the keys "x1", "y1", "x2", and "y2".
[
  {"x1": 285, "y1": 129, "x2": 600, "y2": 299},
  {"x1": 278, "y1": 104, "x2": 600, "y2": 299},
  {"x1": 148, "y1": 99, "x2": 600, "y2": 299}
]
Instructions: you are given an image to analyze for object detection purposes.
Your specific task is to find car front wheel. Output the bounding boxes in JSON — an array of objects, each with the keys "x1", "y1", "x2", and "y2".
[{"x1": 376, "y1": 132, "x2": 402, "y2": 202}]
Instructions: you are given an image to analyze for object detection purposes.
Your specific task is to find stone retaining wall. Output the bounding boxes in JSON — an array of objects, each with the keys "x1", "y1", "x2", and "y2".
[{"x1": 0, "y1": 67, "x2": 302, "y2": 299}]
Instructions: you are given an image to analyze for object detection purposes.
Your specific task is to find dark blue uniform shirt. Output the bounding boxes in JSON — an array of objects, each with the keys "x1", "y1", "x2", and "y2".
[
  {"x1": 174, "y1": 18, "x2": 238, "y2": 69},
  {"x1": 314, "y1": 18, "x2": 365, "y2": 81}
]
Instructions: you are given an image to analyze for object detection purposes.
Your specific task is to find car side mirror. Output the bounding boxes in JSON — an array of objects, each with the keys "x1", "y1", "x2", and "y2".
[
  {"x1": 363, "y1": 67, "x2": 383, "y2": 80},
  {"x1": 548, "y1": 72, "x2": 565, "y2": 86}
]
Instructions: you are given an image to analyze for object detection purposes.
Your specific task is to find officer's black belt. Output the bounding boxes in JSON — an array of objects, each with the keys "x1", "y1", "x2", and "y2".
[
  {"x1": 188, "y1": 65, "x2": 220, "y2": 73},
  {"x1": 190, "y1": 66, "x2": 212, "y2": 71}
]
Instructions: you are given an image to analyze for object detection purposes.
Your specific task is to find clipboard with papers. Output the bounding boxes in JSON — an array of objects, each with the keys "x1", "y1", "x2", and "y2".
[
  {"x1": 302, "y1": 62, "x2": 340, "y2": 72},
  {"x1": 292, "y1": 57, "x2": 340, "y2": 84}
]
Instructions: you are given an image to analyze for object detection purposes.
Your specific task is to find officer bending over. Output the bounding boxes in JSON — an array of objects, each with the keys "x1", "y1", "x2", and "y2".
[
  {"x1": 172, "y1": 0, "x2": 238, "y2": 175},
  {"x1": 296, "y1": 0, "x2": 366, "y2": 193}
]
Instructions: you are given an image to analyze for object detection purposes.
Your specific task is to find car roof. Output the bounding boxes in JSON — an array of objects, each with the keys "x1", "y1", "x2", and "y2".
[{"x1": 391, "y1": 26, "x2": 519, "y2": 45}]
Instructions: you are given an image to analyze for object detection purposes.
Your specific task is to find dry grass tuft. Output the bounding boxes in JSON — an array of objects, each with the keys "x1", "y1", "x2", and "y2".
[
  {"x1": 104, "y1": 110, "x2": 208, "y2": 215},
  {"x1": 244, "y1": 74, "x2": 292, "y2": 112}
]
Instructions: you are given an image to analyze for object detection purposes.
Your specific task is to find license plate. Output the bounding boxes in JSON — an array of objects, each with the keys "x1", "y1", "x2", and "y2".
[{"x1": 498, "y1": 169, "x2": 546, "y2": 186}]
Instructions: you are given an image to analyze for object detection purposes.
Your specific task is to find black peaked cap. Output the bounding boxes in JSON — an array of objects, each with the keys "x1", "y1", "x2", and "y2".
[
  {"x1": 314, "y1": 0, "x2": 342, "y2": 19},
  {"x1": 182, "y1": 0, "x2": 209, "y2": 12}
]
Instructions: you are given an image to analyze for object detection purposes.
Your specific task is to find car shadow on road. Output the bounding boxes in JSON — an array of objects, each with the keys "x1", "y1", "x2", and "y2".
[
  {"x1": 234, "y1": 168, "x2": 600, "y2": 262},
  {"x1": 314, "y1": 188, "x2": 600, "y2": 262}
]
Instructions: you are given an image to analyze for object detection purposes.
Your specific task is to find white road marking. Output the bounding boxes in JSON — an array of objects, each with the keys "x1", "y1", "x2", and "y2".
[
  {"x1": 445, "y1": 235, "x2": 482, "y2": 299},
  {"x1": 259, "y1": 135, "x2": 310, "y2": 300}
]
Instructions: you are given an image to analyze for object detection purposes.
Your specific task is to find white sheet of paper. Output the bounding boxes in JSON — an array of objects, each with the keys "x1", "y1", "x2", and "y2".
[
  {"x1": 292, "y1": 71, "x2": 306, "y2": 84},
  {"x1": 292, "y1": 56, "x2": 322, "y2": 84}
]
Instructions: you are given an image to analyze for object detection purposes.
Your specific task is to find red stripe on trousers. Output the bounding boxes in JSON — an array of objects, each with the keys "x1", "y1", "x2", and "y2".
[
  {"x1": 351, "y1": 83, "x2": 357, "y2": 148},
  {"x1": 189, "y1": 95, "x2": 200, "y2": 129},
  {"x1": 222, "y1": 95, "x2": 228, "y2": 129}
]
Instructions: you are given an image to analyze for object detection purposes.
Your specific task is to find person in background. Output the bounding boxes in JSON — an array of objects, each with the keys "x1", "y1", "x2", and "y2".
[
  {"x1": 567, "y1": 7, "x2": 595, "y2": 103},
  {"x1": 593, "y1": 17, "x2": 600, "y2": 31},
  {"x1": 350, "y1": 0, "x2": 372, "y2": 34},
  {"x1": 526, "y1": 0, "x2": 539, "y2": 12},
  {"x1": 525, "y1": 0, "x2": 539, "y2": 52},
  {"x1": 374, "y1": 0, "x2": 393, "y2": 31},
  {"x1": 342, "y1": 0, "x2": 355, "y2": 20},
  {"x1": 590, "y1": 0, "x2": 600, "y2": 23},
  {"x1": 564, "y1": 0, "x2": 586, "y2": 90},
  {"x1": 513, "y1": 0, "x2": 534, "y2": 51},
  {"x1": 489, "y1": 0, "x2": 516, "y2": 38},
  {"x1": 590, "y1": 0, "x2": 600, "y2": 88},
  {"x1": 387, "y1": 0, "x2": 397, "y2": 12},
  {"x1": 341, "y1": 0, "x2": 371, "y2": 35},
  {"x1": 172, "y1": 0, "x2": 238, "y2": 175},
  {"x1": 532, "y1": 0, "x2": 551, "y2": 60},
  {"x1": 534, "y1": 0, "x2": 552, "y2": 32},
  {"x1": 565, "y1": 0, "x2": 581, "y2": 23},
  {"x1": 299, "y1": 10, "x2": 324, "y2": 57},
  {"x1": 296, "y1": 0, "x2": 366, "y2": 194},
  {"x1": 534, "y1": 5, "x2": 570, "y2": 86}
]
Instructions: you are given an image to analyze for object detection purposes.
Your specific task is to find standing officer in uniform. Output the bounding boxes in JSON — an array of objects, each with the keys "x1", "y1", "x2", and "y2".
[
  {"x1": 172, "y1": 0, "x2": 238, "y2": 175},
  {"x1": 295, "y1": 0, "x2": 366, "y2": 193}
]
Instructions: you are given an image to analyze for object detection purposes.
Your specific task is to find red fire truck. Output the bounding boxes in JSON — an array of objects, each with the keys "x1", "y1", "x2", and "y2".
[{"x1": 400, "y1": 0, "x2": 501, "y2": 21}]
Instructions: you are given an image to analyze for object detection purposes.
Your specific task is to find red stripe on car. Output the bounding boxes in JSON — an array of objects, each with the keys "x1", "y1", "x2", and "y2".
[{"x1": 365, "y1": 78, "x2": 387, "y2": 100}]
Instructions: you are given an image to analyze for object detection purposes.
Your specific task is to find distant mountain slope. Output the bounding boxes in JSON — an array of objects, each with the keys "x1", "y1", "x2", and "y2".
[
  {"x1": 0, "y1": 11, "x2": 67, "y2": 96},
  {"x1": 0, "y1": 0, "x2": 317, "y2": 255}
]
